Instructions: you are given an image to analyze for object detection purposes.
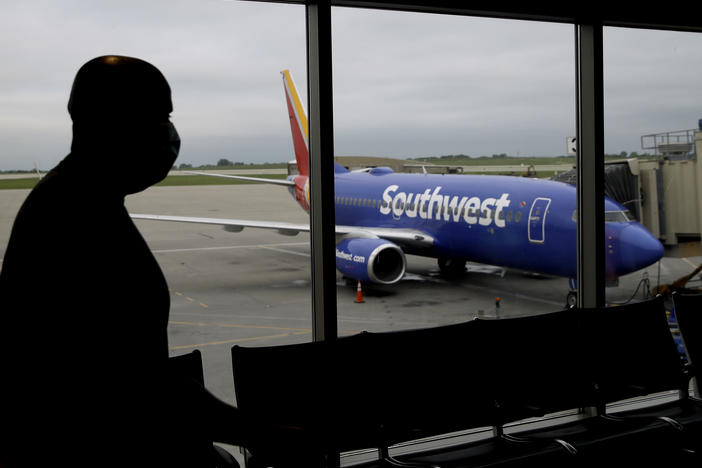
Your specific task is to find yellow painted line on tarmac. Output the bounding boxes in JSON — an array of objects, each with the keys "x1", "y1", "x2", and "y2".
[
  {"x1": 169, "y1": 330, "x2": 310, "y2": 351},
  {"x1": 167, "y1": 321, "x2": 360, "y2": 350},
  {"x1": 170, "y1": 289, "x2": 209, "y2": 310},
  {"x1": 169, "y1": 320, "x2": 360, "y2": 336},
  {"x1": 682, "y1": 257, "x2": 698, "y2": 269},
  {"x1": 153, "y1": 241, "x2": 308, "y2": 254}
]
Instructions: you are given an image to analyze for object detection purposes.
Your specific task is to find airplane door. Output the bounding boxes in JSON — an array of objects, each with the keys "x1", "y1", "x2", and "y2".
[{"x1": 528, "y1": 198, "x2": 551, "y2": 243}]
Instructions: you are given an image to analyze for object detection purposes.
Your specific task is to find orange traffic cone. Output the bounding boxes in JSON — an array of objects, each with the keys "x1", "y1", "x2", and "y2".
[{"x1": 355, "y1": 280, "x2": 365, "y2": 303}]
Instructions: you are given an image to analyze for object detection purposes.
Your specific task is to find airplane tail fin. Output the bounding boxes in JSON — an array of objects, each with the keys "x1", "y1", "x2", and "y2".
[{"x1": 281, "y1": 70, "x2": 309, "y2": 177}]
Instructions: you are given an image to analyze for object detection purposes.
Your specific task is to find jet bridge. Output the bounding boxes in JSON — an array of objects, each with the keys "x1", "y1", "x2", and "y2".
[
  {"x1": 554, "y1": 124, "x2": 702, "y2": 257},
  {"x1": 632, "y1": 126, "x2": 702, "y2": 256}
]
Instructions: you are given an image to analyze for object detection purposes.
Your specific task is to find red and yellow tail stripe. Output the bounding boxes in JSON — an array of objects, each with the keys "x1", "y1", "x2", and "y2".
[{"x1": 281, "y1": 70, "x2": 309, "y2": 177}]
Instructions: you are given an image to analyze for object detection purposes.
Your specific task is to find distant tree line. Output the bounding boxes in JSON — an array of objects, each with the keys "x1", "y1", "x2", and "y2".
[
  {"x1": 174, "y1": 158, "x2": 286, "y2": 170},
  {"x1": 410, "y1": 151, "x2": 655, "y2": 162}
]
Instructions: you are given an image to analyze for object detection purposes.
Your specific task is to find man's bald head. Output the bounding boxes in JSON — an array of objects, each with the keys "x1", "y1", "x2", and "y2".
[
  {"x1": 68, "y1": 55, "x2": 173, "y2": 122},
  {"x1": 66, "y1": 56, "x2": 180, "y2": 195}
]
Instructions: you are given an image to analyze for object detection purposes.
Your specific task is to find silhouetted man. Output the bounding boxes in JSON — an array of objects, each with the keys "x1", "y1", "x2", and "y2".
[{"x1": 0, "y1": 56, "x2": 247, "y2": 467}]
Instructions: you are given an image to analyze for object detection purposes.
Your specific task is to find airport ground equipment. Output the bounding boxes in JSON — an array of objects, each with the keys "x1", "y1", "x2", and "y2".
[
  {"x1": 230, "y1": 297, "x2": 701, "y2": 468},
  {"x1": 654, "y1": 262, "x2": 702, "y2": 296}
]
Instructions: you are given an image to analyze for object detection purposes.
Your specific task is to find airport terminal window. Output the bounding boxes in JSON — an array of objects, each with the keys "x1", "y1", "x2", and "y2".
[
  {"x1": 331, "y1": 6, "x2": 576, "y2": 336},
  {"x1": 6, "y1": 1, "x2": 699, "y2": 466},
  {"x1": 273, "y1": 6, "x2": 698, "y2": 467},
  {"x1": 296, "y1": 9, "x2": 700, "y2": 466},
  {"x1": 0, "y1": 0, "x2": 309, "y2": 416}
]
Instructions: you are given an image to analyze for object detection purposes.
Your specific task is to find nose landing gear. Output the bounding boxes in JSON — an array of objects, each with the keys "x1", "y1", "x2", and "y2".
[{"x1": 566, "y1": 278, "x2": 577, "y2": 308}]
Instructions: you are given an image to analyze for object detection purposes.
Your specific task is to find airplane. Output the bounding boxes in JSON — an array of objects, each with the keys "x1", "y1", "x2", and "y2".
[{"x1": 131, "y1": 70, "x2": 664, "y2": 304}]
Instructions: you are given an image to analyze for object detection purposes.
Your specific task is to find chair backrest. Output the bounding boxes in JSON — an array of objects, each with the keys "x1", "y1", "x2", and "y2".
[
  {"x1": 231, "y1": 333, "x2": 377, "y2": 453},
  {"x1": 169, "y1": 349, "x2": 205, "y2": 386},
  {"x1": 672, "y1": 292, "x2": 702, "y2": 371},
  {"x1": 581, "y1": 296, "x2": 687, "y2": 408},
  {"x1": 364, "y1": 319, "x2": 499, "y2": 446},
  {"x1": 476, "y1": 309, "x2": 595, "y2": 424},
  {"x1": 231, "y1": 321, "x2": 497, "y2": 453}
]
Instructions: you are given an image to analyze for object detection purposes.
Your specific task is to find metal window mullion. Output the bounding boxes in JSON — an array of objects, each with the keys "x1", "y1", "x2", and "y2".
[
  {"x1": 575, "y1": 22, "x2": 605, "y2": 309},
  {"x1": 306, "y1": 0, "x2": 338, "y2": 343}
]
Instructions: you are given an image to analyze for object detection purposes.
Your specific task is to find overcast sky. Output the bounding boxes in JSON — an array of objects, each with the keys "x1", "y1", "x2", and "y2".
[{"x1": 1, "y1": 1, "x2": 701, "y2": 171}]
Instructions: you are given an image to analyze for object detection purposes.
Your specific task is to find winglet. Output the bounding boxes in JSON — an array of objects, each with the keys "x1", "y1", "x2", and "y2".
[
  {"x1": 34, "y1": 161, "x2": 43, "y2": 180},
  {"x1": 281, "y1": 70, "x2": 309, "y2": 176}
]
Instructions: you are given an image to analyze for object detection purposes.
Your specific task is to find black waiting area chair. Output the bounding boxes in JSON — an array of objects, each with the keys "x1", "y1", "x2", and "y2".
[
  {"x1": 168, "y1": 350, "x2": 240, "y2": 468},
  {"x1": 230, "y1": 296, "x2": 702, "y2": 468},
  {"x1": 673, "y1": 291, "x2": 702, "y2": 395}
]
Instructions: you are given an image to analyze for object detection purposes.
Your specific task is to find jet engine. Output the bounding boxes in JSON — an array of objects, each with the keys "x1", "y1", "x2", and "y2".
[{"x1": 335, "y1": 238, "x2": 406, "y2": 284}]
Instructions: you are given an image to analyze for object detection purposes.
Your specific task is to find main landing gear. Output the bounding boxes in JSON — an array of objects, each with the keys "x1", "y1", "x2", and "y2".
[{"x1": 438, "y1": 257, "x2": 467, "y2": 276}]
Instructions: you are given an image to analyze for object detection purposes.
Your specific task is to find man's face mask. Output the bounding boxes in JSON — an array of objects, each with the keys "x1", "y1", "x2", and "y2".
[{"x1": 119, "y1": 120, "x2": 181, "y2": 195}]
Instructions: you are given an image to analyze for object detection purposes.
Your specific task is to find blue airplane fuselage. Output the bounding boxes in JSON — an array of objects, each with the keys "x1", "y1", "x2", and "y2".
[
  {"x1": 276, "y1": 68, "x2": 663, "y2": 284},
  {"x1": 297, "y1": 166, "x2": 664, "y2": 281}
]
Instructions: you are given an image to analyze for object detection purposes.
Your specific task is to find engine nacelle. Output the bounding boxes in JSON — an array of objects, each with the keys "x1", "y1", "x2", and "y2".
[{"x1": 335, "y1": 238, "x2": 406, "y2": 284}]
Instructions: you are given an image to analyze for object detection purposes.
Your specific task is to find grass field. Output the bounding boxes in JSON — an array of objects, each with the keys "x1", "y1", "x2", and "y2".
[
  {"x1": 155, "y1": 174, "x2": 288, "y2": 187},
  {"x1": 0, "y1": 155, "x2": 648, "y2": 190},
  {"x1": 0, "y1": 178, "x2": 41, "y2": 190}
]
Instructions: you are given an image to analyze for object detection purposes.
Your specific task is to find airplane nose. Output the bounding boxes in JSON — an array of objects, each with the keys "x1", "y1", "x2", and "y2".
[{"x1": 613, "y1": 224, "x2": 664, "y2": 275}]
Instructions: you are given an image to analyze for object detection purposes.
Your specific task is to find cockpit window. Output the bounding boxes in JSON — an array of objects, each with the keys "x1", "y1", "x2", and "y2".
[
  {"x1": 572, "y1": 210, "x2": 635, "y2": 223},
  {"x1": 605, "y1": 210, "x2": 635, "y2": 223}
]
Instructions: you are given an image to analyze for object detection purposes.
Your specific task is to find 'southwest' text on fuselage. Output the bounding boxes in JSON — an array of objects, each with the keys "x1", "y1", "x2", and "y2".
[{"x1": 380, "y1": 184, "x2": 511, "y2": 228}]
